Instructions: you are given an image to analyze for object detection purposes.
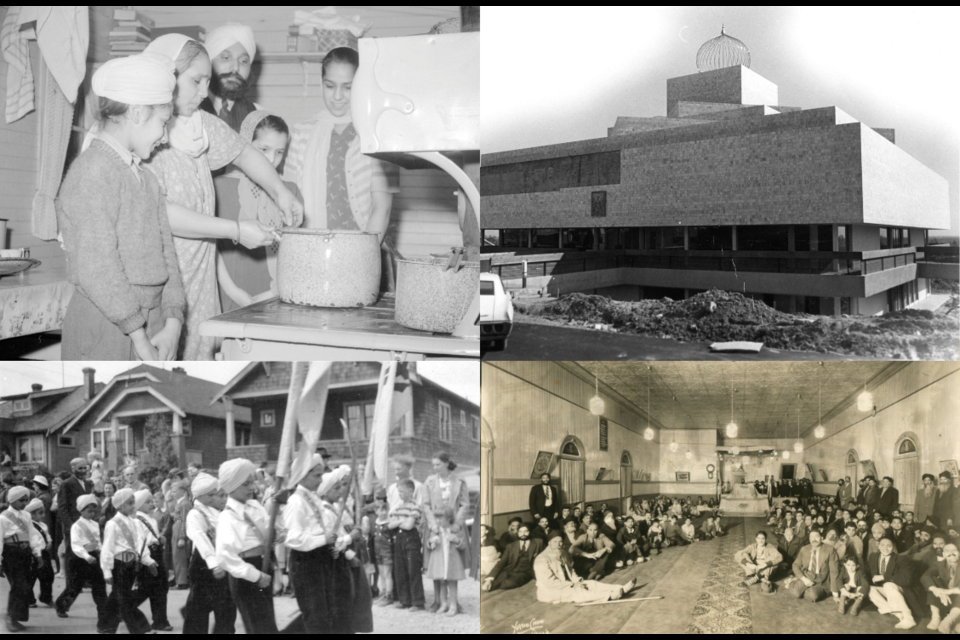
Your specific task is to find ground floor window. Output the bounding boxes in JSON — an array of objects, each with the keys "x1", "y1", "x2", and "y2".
[
  {"x1": 16, "y1": 435, "x2": 44, "y2": 463},
  {"x1": 91, "y1": 426, "x2": 131, "y2": 461},
  {"x1": 738, "y1": 225, "x2": 788, "y2": 251},
  {"x1": 532, "y1": 228, "x2": 560, "y2": 249}
]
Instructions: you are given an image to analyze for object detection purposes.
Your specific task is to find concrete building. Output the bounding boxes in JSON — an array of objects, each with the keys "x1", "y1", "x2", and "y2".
[{"x1": 481, "y1": 29, "x2": 953, "y2": 316}]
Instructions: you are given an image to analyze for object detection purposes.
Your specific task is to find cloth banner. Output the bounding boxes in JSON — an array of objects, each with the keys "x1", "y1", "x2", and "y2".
[{"x1": 361, "y1": 362, "x2": 397, "y2": 495}]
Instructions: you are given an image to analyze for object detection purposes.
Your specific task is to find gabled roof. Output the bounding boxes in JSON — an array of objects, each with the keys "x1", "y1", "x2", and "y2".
[
  {"x1": 59, "y1": 365, "x2": 249, "y2": 435},
  {"x1": 2, "y1": 385, "x2": 82, "y2": 401},
  {"x1": 1, "y1": 383, "x2": 106, "y2": 435}
]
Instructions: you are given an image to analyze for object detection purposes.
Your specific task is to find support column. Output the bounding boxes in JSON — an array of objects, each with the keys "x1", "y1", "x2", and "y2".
[
  {"x1": 170, "y1": 413, "x2": 186, "y2": 468},
  {"x1": 224, "y1": 397, "x2": 236, "y2": 448},
  {"x1": 109, "y1": 415, "x2": 120, "y2": 473},
  {"x1": 731, "y1": 225, "x2": 738, "y2": 251}
]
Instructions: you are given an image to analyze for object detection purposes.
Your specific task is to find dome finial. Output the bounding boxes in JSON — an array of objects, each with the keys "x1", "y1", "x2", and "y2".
[{"x1": 721, "y1": 24, "x2": 725, "y2": 34}]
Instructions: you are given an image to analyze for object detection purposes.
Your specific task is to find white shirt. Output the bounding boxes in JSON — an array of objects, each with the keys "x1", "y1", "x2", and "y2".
[
  {"x1": 102, "y1": 512, "x2": 155, "y2": 580},
  {"x1": 283, "y1": 485, "x2": 330, "y2": 552},
  {"x1": 135, "y1": 512, "x2": 161, "y2": 547},
  {"x1": 387, "y1": 479, "x2": 425, "y2": 512},
  {"x1": 71, "y1": 517, "x2": 102, "y2": 561},
  {"x1": 0, "y1": 507, "x2": 43, "y2": 562},
  {"x1": 186, "y1": 501, "x2": 220, "y2": 571},
  {"x1": 217, "y1": 497, "x2": 272, "y2": 583}
]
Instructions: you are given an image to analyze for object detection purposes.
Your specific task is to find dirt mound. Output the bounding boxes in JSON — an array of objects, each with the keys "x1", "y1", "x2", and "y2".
[{"x1": 524, "y1": 289, "x2": 959, "y2": 359}]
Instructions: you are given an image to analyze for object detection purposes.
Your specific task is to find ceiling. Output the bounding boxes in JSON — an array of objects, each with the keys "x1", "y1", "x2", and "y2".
[{"x1": 576, "y1": 361, "x2": 899, "y2": 439}]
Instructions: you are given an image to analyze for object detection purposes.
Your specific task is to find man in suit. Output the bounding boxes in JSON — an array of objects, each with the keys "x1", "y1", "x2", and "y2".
[
  {"x1": 868, "y1": 538, "x2": 917, "y2": 629},
  {"x1": 935, "y1": 472, "x2": 957, "y2": 531},
  {"x1": 57, "y1": 457, "x2": 94, "y2": 584},
  {"x1": 530, "y1": 516, "x2": 553, "y2": 544},
  {"x1": 889, "y1": 516, "x2": 916, "y2": 554},
  {"x1": 863, "y1": 476, "x2": 880, "y2": 519},
  {"x1": 482, "y1": 524, "x2": 543, "y2": 592},
  {"x1": 921, "y1": 543, "x2": 960, "y2": 633},
  {"x1": 788, "y1": 530, "x2": 840, "y2": 602},
  {"x1": 778, "y1": 527, "x2": 805, "y2": 570},
  {"x1": 876, "y1": 477, "x2": 900, "y2": 520},
  {"x1": 529, "y1": 474, "x2": 560, "y2": 528}
]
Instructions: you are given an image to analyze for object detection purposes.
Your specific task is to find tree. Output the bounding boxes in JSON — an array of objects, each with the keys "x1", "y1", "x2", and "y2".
[{"x1": 141, "y1": 413, "x2": 178, "y2": 491}]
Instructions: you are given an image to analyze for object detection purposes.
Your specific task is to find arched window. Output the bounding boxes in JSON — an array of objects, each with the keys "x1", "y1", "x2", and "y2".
[
  {"x1": 621, "y1": 451, "x2": 632, "y2": 466},
  {"x1": 845, "y1": 450, "x2": 859, "y2": 489},
  {"x1": 558, "y1": 436, "x2": 586, "y2": 507},
  {"x1": 898, "y1": 439, "x2": 916, "y2": 455},
  {"x1": 894, "y1": 433, "x2": 920, "y2": 514},
  {"x1": 563, "y1": 441, "x2": 581, "y2": 456},
  {"x1": 847, "y1": 452, "x2": 857, "y2": 465}
]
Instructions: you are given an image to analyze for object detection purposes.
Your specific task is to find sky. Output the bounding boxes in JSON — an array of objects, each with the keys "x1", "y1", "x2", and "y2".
[
  {"x1": 483, "y1": 6, "x2": 960, "y2": 233},
  {"x1": 0, "y1": 361, "x2": 479, "y2": 405}
]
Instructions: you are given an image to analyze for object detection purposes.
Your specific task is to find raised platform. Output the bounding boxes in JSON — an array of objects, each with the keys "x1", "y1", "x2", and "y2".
[{"x1": 719, "y1": 496, "x2": 768, "y2": 516}]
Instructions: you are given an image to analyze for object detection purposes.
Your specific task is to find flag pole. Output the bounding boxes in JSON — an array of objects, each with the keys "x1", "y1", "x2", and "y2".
[
  {"x1": 262, "y1": 361, "x2": 308, "y2": 576},
  {"x1": 341, "y1": 418, "x2": 364, "y2": 525}
]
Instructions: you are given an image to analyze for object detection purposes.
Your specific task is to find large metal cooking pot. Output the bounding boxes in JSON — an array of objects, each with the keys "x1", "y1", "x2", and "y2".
[
  {"x1": 276, "y1": 228, "x2": 381, "y2": 307},
  {"x1": 395, "y1": 257, "x2": 479, "y2": 333}
]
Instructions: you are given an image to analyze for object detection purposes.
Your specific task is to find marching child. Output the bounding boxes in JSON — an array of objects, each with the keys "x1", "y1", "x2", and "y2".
[
  {"x1": 425, "y1": 507, "x2": 467, "y2": 617},
  {"x1": 57, "y1": 52, "x2": 184, "y2": 360},
  {"x1": 55, "y1": 495, "x2": 109, "y2": 632},
  {"x1": 133, "y1": 490, "x2": 172, "y2": 631},
  {"x1": 389, "y1": 478, "x2": 426, "y2": 610},
  {"x1": 24, "y1": 499, "x2": 54, "y2": 608},
  {"x1": 373, "y1": 500, "x2": 395, "y2": 606},
  {"x1": 1, "y1": 487, "x2": 44, "y2": 632},
  {"x1": 101, "y1": 488, "x2": 156, "y2": 635}
]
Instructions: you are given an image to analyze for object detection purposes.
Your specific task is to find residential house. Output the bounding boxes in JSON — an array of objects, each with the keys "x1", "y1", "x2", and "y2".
[{"x1": 212, "y1": 362, "x2": 481, "y2": 484}]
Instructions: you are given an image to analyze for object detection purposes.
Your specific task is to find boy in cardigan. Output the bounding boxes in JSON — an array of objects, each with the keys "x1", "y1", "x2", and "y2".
[
  {"x1": 101, "y1": 488, "x2": 156, "y2": 635},
  {"x1": 54, "y1": 495, "x2": 110, "y2": 631},
  {"x1": 389, "y1": 478, "x2": 426, "y2": 611},
  {"x1": 24, "y1": 499, "x2": 55, "y2": 609},
  {"x1": 57, "y1": 53, "x2": 185, "y2": 360}
]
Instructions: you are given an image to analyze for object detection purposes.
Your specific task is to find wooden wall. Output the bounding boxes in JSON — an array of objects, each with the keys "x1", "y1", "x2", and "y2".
[{"x1": 132, "y1": 5, "x2": 467, "y2": 259}]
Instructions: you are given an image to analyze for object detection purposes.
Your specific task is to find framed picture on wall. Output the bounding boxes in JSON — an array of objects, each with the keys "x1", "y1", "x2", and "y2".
[
  {"x1": 676, "y1": 471, "x2": 691, "y2": 482},
  {"x1": 941, "y1": 460, "x2": 959, "y2": 478},
  {"x1": 530, "y1": 451, "x2": 555, "y2": 479},
  {"x1": 596, "y1": 467, "x2": 608, "y2": 481}
]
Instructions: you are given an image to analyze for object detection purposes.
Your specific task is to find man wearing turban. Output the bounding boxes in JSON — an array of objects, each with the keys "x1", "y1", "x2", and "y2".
[
  {"x1": 200, "y1": 23, "x2": 261, "y2": 133},
  {"x1": 58, "y1": 457, "x2": 94, "y2": 586}
]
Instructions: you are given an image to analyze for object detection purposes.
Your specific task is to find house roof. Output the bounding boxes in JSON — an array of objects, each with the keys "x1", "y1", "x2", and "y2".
[
  {"x1": 2, "y1": 385, "x2": 82, "y2": 401},
  {"x1": 59, "y1": 365, "x2": 250, "y2": 435},
  {"x1": 1, "y1": 383, "x2": 106, "y2": 435}
]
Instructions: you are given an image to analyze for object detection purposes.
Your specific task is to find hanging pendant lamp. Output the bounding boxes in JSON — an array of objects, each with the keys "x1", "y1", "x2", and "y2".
[{"x1": 590, "y1": 373, "x2": 604, "y2": 415}]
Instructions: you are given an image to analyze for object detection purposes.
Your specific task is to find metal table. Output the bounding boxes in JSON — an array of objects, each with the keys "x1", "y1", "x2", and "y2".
[{"x1": 199, "y1": 294, "x2": 479, "y2": 360}]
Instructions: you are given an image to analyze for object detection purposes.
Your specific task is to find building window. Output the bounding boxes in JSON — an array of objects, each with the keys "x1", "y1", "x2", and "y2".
[
  {"x1": 738, "y1": 225, "x2": 788, "y2": 252},
  {"x1": 795, "y1": 225, "x2": 811, "y2": 252},
  {"x1": 16, "y1": 435, "x2": 43, "y2": 463},
  {"x1": 502, "y1": 228, "x2": 529, "y2": 248},
  {"x1": 689, "y1": 226, "x2": 733, "y2": 251},
  {"x1": 879, "y1": 227, "x2": 889, "y2": 250},
  {"x1": 91, "y1": 426, "x2": 130, "y2": 460},
  {"x1": 837, "y1": 225, "x2": 853, "y2": 251},
  {"x1": 181, "y1": 419, "x2": 193, "y2": 436},
  {"x1": 558, "y1": 436, "x2": 585, "y2": 506},
  {"x1": 58, "y1": 435, "x2": 75, "y2": 448},
  {"x1": 483, "y1": 229, "x2": 501, "y2": 247},
  {"x1": 260, "y1": 410, "x2": 276, "y2": 428},
  {"x1": 12, "y1": 399, "x2": 30, "y2": 412},
  {"x1": 898, "y1": 438, "x2": 916, "y2": 454},
  {"x1": 532, "y1": 228, "x2": 560, "y2": 249},
  {"x1": 481, "y1": 151, "x2": 621, "y2": 196},
  {"x1": 344, "y1": 401, "x2": 377, "y2": 439},
  {"x1": 590, "y1": 191, "x2": 607, "y2": 217},
  {"x1": 235, "y1": 428, "x2": 252, "y2": 446},
  {"x1": 471, "y1": 415, "x2": 480, "y2": 442},
  {"x1": 662, "y1": 226, "x2": 685, "y2": 250},
  {"x1": 438, "y1": 401, "x2": 453, "y2": 442},
  {"x1": 562, "y1": 228, "x2": 593, "y2": 249},
  {"x1": 894, "y1": 434, "x2": 919, "y2": 513}
]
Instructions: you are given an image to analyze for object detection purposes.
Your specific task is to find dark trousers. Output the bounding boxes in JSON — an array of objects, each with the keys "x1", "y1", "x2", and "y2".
[
  {"x1": 227, "y1": 556, "x2": 277, "y2": 634},
  {"x1": 290, "y1": 547, "x2": 344, "y2": 634},
  {"x1": 103, "y1": 559, "x2": 151, "y2": 635},
  {"x1": 182, "y1": 549, "x2": 236, "y2": 634},
  {"x1": 3, "y1": 545, "x2": 33, "y2": 622},
  {"x1": 55, "y1": 553, "x2": 109, "y2": 630},
  {"x1": 393, "y1": 529, "x2": 426, "y2": 607},
  {"x1": 135, "y1": 545, "x2": 169, "y2": 627},
  {"x1": 28, "y1": 549, "x2": 55, "y2": 605}
]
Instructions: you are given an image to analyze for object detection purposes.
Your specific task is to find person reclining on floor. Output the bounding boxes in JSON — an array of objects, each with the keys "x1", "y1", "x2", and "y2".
[
  {"x1": 867, "y1": 538, "x2": 917, "y2": 629},
  {"x1": 837, "y1": 554, "x2": 871, "y2": 616},
  {"x1": 922, "y1": 542, "x2": 960, "y2": 633},
  {"x1": 483, "y1": 524, "x2": 543, "y2": 592},
  {"x1": 662, "y1": 516, "x2": 684, "y2": 548},
  {"x1": 600, "y1": 513, "x2": 625, "y2": 569},
  {"x1": 570, "y1": 522, "x2": 614, "y2": 581},
  {"x1": 788, "y1": 530, "x2": 840, "y2": 603},
  {"x1": 735, "y1": 531, "x2": 782, "y2": 590},
  {"x1": 499, "y1": 517, "x2": 522, "y2": 551},
  {"x1": 616, "y1": 517, "x2": 647, "y2": 566},
  {"x1": 534, "y1": 532, "x2": 637, "y2": 605},
  {"x1": 700, "y1": 516, "x2": 725, "y2": 540},
  {"x1": 647, "y1": 517, "x2": 664, "y2": 556},
  {"x1": 679, "y1": 518, "x2": 698, "y2": 544}
]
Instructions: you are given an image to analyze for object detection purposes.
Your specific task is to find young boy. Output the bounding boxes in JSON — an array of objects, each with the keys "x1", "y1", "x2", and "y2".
[
  {"x1": 183, "y1": 473, "x2": 236, "y2": 634},
  {"x1": 24, "y1": 499, "x2": 54, "y2": 608},
  {"x1": 101, "y1": 488, "x2": 156, "y2": 634},
  {"x1": 389, "y1": 478, "x2": 425, "y2": 610},
  {"x1": 55, "y1": 494, "x2": 110, "y2": 632},
  {"x1": 1, "y1": 487, "x2": 44, "y2": 632},
  {"x1": 133, "y1": 489, "x2": 172, "y2": 631}
]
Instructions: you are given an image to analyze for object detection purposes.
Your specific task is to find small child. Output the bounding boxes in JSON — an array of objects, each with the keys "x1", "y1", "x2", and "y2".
[
  {"x1": 215, "y1": 111, "x2": 303, "y2": 312},
  {"x1": 479, "y1": 525, "x2": 500, "y2": 578},
  {"x1": 24, "y1": 499, "x2": 55, "y2": 608},
  {"x1": 425, "y1": 507, "x2": 466, "y2": 617},
  {"x1": 388, "y1": 478, "x2": 425, "y2": 610},
  {"x1": 58, "y1": 53, "x2": 185, "y2": 360},
  {"x1": 55, "y1": 495, "x2": 109, "y2": 631},
  {"x1": 101, "y1": 488, "x2": 156, "y2": 635},
  {"x1": 1, "y1": 487, "x2": 44, "y2": 632},
  {"x1": 647, "y1": 518, "x2": 664, "y2": 555},
  {"x1": 373, "y1": 501, "x2": 395, "y2": 606},
  {"x1": 132, "y1": 489, "x2": 172, "y2": 631}
]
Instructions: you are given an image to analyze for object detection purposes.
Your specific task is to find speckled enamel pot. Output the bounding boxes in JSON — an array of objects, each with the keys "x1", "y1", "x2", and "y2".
[
  {"x1": 277, "y1": 228, "x2": 381, "y2": 308},
  {"x1": 395, "y1": 258, "x2": 479, "y2": 333}
]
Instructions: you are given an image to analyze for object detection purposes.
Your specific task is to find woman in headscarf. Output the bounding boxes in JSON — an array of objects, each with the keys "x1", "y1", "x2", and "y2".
[
  {"x1": 142, "y1": 34, "x2": 303, "y2": 360},
  {"x1": 422, "y1": 451, "x2": 471, "y2": 614}
]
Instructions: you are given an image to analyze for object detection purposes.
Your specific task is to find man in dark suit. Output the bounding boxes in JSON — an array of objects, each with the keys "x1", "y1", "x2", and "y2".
[
  {"x1": 57, "y1": 457, "x2": 94, "y2": 584},
  {"x1": 530, "y1": 517, "x2": 553, "y2": 544},
  {"x1": 529, "y1": 473, "x2": 560, "y2": 527},
  {"x1": 788, "y1": 530, "x2": 840, "y2": 602},
  {"x1": 868, "y1": 538, "x2": 917, "y2": 629},
  {"x1": 482, "y1": 524, "x2": 543, "y2": 592},
  {"x1": 777, "y1": 528, "x2": 804, "y2": 570},
  {"x1": 876, "y1": 477, "x2": 901, "y2": 520},
  {"x1": 863, "y1": 476, "x2": 881, "y2": 519},
  {"x1": 921, "y1": 543, "x2": 960, "y2": 633},
  {"x1": 935, "y1": 472, "x2": 957, "y2": 531},
  {"x1": 889, "y1": 517, "x2": 916, "y2": 554}
]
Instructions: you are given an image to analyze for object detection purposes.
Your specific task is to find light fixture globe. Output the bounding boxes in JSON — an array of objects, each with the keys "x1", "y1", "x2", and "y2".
[
  {"x1": 686, "y1": 450, "x2": 693, "y2": 460},
  {"x1": 732, "y1": 446, "x2": 740, "y2": 456},
  {"x1": 857, "y1": 390, "x2": 873, "y2": 412},
  {"x1": 741, "y1": 455, "x2": 750, "y2": 466},
  {"x1": 644, "y1": 427, "x2": 655, "y2": 441},
  {"x1": 725, "y1": 422, "x2": 738, "y2": 439},
  {"x1": 669, "y1": 441, "x2": 679, "y2": 453},
  {"x1": 783, "y1": 451, "x2": 790, "y2": 460},
  {"x1": 589, "y1": 396, "x2": 605, "y2": 416},
  {"x1": 814, "y1": 425, "x2": 825, "y2": 439},
  {"x1": 794, "y1": 441, "x2": 803, "y2": 454}
]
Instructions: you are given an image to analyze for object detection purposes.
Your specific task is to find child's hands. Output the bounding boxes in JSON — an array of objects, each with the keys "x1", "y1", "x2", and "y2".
[
  {"x1": 150, "y1": 319, "x2": 182, "y2": 361},
  {"x1": 238, "y1": 220, "x2": 276, "y2": 249},
  {"x1": 131, "y1": 328, "x2": 159, "y2": 361},
  {"x1": 274, "y1": 186, "x2": 303, "y2": 227}
]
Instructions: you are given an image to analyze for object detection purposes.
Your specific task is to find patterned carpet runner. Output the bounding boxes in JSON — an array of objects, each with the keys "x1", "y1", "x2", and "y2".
[{"x1": 687, "y1": 520, "x2": 754, "y2": 634}]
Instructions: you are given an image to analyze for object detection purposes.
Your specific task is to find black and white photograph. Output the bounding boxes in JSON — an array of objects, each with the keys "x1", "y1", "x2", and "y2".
[
  {"x1": 0, "y1": 360, "x2": 481, "y2": 633},
  {"x1": 0, "y1": 6, "x2": 479, "y2": 362},
  {"x1": 480, "y1": 361, "x2": 960, "y2": 634},
  {"x1": 480, "y1": 6, "x2": 959, "y2": 361}
]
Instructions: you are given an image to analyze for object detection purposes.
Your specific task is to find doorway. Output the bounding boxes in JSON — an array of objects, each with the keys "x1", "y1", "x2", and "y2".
[
  {"x1": 559, "y1": 436, "x2": 586, "y2": 508},
  {"x1": 620, "y1": 451, "x2": 633, "y2": 516},
  {"x1": 780, "y1": 464, "x2": 796, "y2": 481},
  {"x1": 845, "y1": 450, "x2": 859, "y2": 491}
]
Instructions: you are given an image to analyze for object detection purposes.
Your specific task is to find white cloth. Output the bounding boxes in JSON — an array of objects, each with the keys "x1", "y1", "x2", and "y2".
[
  {"x1": 186, "y1": 501, "x2": 220, "y2": 571},
  {"x1": 102, "y1": 512, "x2": 154, "y2": 580},
  {"x1": 135, "y1": 512, "x2": 160, "y2": 546},
  {"x1": 218, "y1": 458, "x2": 256, "y2": 495},
  {"x1": 0, "y1": 507, "x2": 43, "y2": 562},
  {"x1": 145, "y1": 33, "x2": 209, "y2": 157},
  {"x1": 191, "y1": 473, "x2": 218, "y2": 498},
  {"x1": 91, "y1": 52, "x2": 175, "y2": 105},
  {"x1": 5, "y1": 485, "x2": 29, "y2": 504},
  {"x1": 869, "y1": 582, "x2": 910, "y2": 616},
  {"x1": 76, "y1": 494, "x2": 98, "y2": 512},
  {"x1": 317, "y1": 465, "x2": 351, "y2": 499},
  {"x1": 70, "y1": 517, "x2": 101, "y2": 561},
  {"x1": 216, "y1": 497, "x2": 270, "y2": 583},
  {"x1": 286, "y1": 362, "x2": 333, "y2": 489},
  {"x1": 204, "y1": 23, "x2": 256, "y2": 61},
  {"x1": 24, "y1": 498, "x2": 44, "y2": 513},
  {"x1": 133, "y1": 490, "x2": 152, "y2": 511},
  {"x1": 112, "y1": 487, "x2": 135, "y2": 509},
  {"x1": 283, "y1": 485, "x2": 339, "y2": 552},
  {"x1": 293, "y1": 8, "x2": 370, "y2": 37},
  {"x1": 20, "y1": 6, "x2": 88, "y2": 104},
  {"x1": 1, "y1": 5, "x2": 34, "y2": 123}
]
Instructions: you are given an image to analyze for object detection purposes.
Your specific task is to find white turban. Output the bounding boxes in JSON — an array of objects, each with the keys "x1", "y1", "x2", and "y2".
[
  {"x1": 33, "y1": 475, "x2": 49, "y2": 487},
  {"x1": 317, "y1": 465, "x2": 351, "y2": 498},
  {"x1": 145, "y1": 33, "x2": 193, "y2": 67},
  {"x1": 219, "y1": 459, "x2": 256, "y2": 495},
  {"x1": 6, "y1": 486, "x2": 29, "y2": 504},
  {"x1": 112, "y1": 488, "x2": 135, "y2": 509},
  {"x1": 134, "y1": 489, "x2": 153, "y2": 510},
  {"x1": 192, "y1": 473, "x2": 219, "y2": 498},
  {"x1": 205, "y1": 23, "x2": 256, "y2": 62},
  {"x1": 77, "y1": 494, "x2": 99, "y2": 512},
  {"x1": 24, "y1": 498, "x2": 44, "y2": 513},
  {"x1": 91, "y1": 52, "x2": 176, "y2": 105},
  {"x1": 70, "y1": 457, "x2": 88, "y2": 468}
]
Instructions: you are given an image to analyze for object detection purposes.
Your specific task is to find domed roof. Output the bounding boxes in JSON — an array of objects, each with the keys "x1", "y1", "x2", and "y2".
[{"x1": 696, "y1": 26, "x2": 751, "y2": 72}]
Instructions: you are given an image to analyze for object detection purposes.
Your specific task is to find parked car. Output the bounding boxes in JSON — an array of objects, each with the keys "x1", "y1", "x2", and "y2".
[{"x1": 480, "y1": 273, "x2": 513, "y2": 351}]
